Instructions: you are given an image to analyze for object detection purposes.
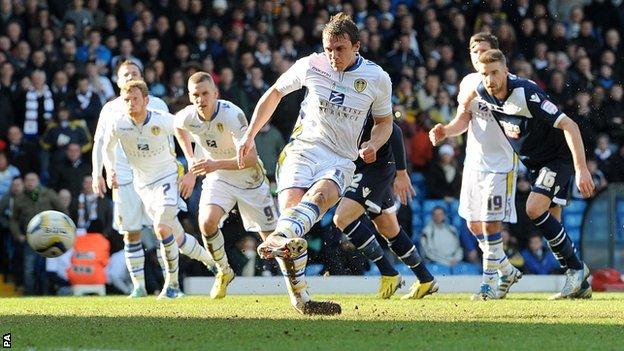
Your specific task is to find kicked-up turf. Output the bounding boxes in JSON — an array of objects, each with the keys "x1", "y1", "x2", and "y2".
[{"x1": 0, "y1": 293, "x2": 622, "y2": 351}]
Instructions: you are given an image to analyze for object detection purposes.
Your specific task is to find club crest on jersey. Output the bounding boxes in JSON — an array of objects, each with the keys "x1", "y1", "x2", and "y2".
[
  {"x1": 329, "y1": 90, "x2": 345, "y2": 105},
  {"x1": 217, "y1": 122, "x2": 224, "y2": 133},
  {"x1": 151, "y1": 126, "x2": 161, "y2": 136},
  {"x1": 354, "y1": 78, "x2": 367, "y2": 92}
]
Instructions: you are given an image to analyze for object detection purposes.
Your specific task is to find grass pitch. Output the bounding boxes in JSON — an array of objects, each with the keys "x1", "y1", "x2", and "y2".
[{"x1": 1, "y1": 293, "x2": 622, "y2": 350}]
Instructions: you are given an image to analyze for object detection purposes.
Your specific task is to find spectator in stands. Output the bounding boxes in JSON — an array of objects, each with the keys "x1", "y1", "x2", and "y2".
[
  {"x1": 70, "y1": 175, "x2": 113, "y2": 236},
  {"x1": 501, "y1": 226, "x2": 525, "y2": 272},
  {"x1": 67, "y1": 219, "x2": 110, "y2": 289},
  {"x1": 0, "y1": 61, "x2": 18, "y2": 136},
  {"x1": 0, "y1": 177, "x2": 23, "y2": 275},
  {"x1": 420, "y1": 206, "x2": 463, "y2": 268},
  {"x1": 254, "y1": 123, "x2": 285, "y2": 183},
  {"x1": 425, "y1": 144, "x2": 461, "y2": 200},
  {"x1": 110, "y1": 38, "x2": 142, "y2": 74},
  {"x1": 68, "y1": 75, "x2": 103, "y2": 132},
  {"x1": 76, "y1": 28, "x2": 110, "y2": 67},
  {"x1": 9, "y1": 172, "x2": 66, "y2": 295},
  {"x1": 19, "y1": 70, "x2": 54, "y2": 141},
  {"x1": 594, "y1": 134, "x2": 616, "y2": 178},
  {"x1": 0, "y1": 152, "x2": 20, "y2": 199},
  {"x1": 407, "y1": 112, "x2": 434, "y2": 173},
  {"x1": 40, "y1": 106, "x2": 92, "y2": 165},
  {"x1": 605, "y1": 85, "x2": 624, "y2": 144},
  {"x1": 229, "y1": 235, "x2": 261, "y2": 277},
  {"x1": 6, "y1": 126, "x2": 40, "y2": 176},
  {"x1": 427, "y1": 89, "x2": 457, "y2": 125},
  {"x1": 144, "y1": 66, "x2": 166, "y2": 98},
  {"x1": 64, "y1": 0, "x2": 94, "y2": 36},
  {"x1": 49, "y1": 143, "x2": 91, "y2": 198},
  {"x1": 50, "y1": 70, "x2": 72, "y2": 108},
  {"x1": 218, "y1": 66, "x2": 250, "y2": 116},
  {"x1": 521, "y1": 234, "x2": 562, "y2": 275},
  {"x1": 85, "y1": 60, "x2": 115, "y2": 104}
]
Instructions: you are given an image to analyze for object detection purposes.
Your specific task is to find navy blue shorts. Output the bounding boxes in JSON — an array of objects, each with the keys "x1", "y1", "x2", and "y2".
[
  {"x1": 344, "y1": 161, "x2": 396, "y2": 217},
  {"x1": 527, "y1": 158, "x2": 573, "y2": 206}
]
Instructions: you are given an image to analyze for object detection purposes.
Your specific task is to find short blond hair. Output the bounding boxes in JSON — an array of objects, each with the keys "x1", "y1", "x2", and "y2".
[
  {"x1": 188, "y1": 71, "x2": 215, "y2": 86},
  {"x1": 323, "y1": 12, "x2": 359, "y2": 44},
  {"x1": 478, "y1": 49, "x2": 507, "y2": 66},
  {"x1": 120, "y1": 80, "x2": 148, "y2": 97}
]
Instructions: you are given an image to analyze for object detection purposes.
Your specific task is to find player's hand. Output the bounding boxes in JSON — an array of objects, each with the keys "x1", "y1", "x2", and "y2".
[
  {"x1": 178, "y1": 172, "x2": 196, "y2": 199},
  {"x1": 190, "y1": 158, "x2": 218, "y2": 176},
  {"x1": 393, "y1": 170, "x2": 415, "y2": 205},
  {"x1": 236, "y1": 132, "x2": 255, "y2": 168},
  {"x1": 429, "y1": 124, "x2": 447, "y2": 146},
  {"x1": 359, "y1": 142, "x2": 377, "y2": 164},
  {"x1": 92, "y1": 175, "x2": 106, "y2": 198},
  {"x1": 576, "y1": 166, "x2": 595, "y2": 198},
  {"x1": 106, "y1": 171, "x2": 118, "y2": 189}
]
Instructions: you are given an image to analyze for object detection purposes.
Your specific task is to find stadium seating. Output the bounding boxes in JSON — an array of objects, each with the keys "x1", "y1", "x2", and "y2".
[
  {"x1": 451, "y1": 262, "x2": 482, "y2": 275},
  {"x1": 425, "y1": 263, "x2": 452, "y2": 276},
  {"x1": 305, "y1": 264, "x2": 325, "y2": 276}
]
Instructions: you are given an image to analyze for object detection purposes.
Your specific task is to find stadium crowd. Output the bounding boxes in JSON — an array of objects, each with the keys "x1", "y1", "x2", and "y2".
[{"x1": 1, "y1": 0, "x2": 624, "y2": 295}]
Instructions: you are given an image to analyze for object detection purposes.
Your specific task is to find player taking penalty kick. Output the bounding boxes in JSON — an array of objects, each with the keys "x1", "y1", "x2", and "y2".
[{"x1": 237, "y1": 13, "x2": 393, "y2": 315}]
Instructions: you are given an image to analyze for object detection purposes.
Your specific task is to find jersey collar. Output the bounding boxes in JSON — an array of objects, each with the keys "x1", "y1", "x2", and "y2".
[
  {"x1": 344, "y1": 54, "x2": 363, "y2": 72},
  {"x1": 128, "y1": 110, "x2": 151, "y2": 127}
]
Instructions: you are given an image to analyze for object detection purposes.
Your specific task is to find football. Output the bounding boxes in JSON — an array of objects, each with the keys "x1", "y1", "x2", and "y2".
[{"x1": 26, "y1": 210, "x2": 76, "y2": 258}]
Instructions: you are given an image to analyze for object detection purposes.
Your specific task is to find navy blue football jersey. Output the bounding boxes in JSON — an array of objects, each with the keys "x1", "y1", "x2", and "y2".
[
  {"x1": 355, "y1": 115, "x2": 396, "y2": 168},
  {"x1": 475, "y1": 74, "x2": 572, "y2": 169}
]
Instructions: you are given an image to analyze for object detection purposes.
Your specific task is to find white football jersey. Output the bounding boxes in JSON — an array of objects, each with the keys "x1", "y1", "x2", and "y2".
[
  {"x1": 104, "y1": 109, "x2": 178, "y2": 187},
  {"x1": 175, "y1": 101, "x2": 265, "y2": 189},
  {"x1": 462, "y1": 73, "x2": 515, "y2": 173},
  {"x1": 275, "y1": 53, "x2": 393, "y2": 160},
  {"x1": 92, "y1": 95, "x2": 169, "y2": 185}
]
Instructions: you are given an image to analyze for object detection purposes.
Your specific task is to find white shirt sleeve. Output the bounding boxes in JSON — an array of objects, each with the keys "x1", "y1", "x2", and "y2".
[
  {"x1": 148, "y1": 96, "x2": 170, "y2": 112},
  {"x1": 274, "y1": 56, "x2": 310, "y2": 95},
  {"x1": 371, "y1": 71, "x2": 393, "y2": 117},
  {"x1": 91, "y1": 104, "x2": 111, "y2": 178},
  {"x1": 160, "y1": 112, "x2": 176, "y2": 135},
  {"x1": 102, "y1": 120, "x2": 118, "y2": 174},
  {"x1": 173, "y1": 109, "x2": 187, "y2": 130},
  {"x1": 229, "y1": 106, "x2": 249, "y2": 141}
]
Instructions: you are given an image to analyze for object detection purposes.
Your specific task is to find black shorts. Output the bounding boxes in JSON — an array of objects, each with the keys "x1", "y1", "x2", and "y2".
[
  {"x1": 344, "y1": 161, "x2": 396, "y2": 217},
  {"x1": 527, "y1": 158, "x2": 573, "y2": 206}
]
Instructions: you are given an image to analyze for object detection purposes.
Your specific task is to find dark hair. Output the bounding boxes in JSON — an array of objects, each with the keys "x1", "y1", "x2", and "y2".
[
  {"x1": 323, "y1": 12, "x2": 359, "y2": 44},
  {"x1": 469, "y1": 32, "x2": 500, "y2": 50}
]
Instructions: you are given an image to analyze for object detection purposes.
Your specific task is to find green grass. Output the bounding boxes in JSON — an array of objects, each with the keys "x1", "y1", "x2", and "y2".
[{"x1": 1, "y1": 293, "x2": 623, "y2": 350}]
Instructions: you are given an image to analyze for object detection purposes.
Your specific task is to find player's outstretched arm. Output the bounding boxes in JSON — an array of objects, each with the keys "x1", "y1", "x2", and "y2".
[
  {"x1": 360, "y1": 114, "x2": 393, "y2": 164},
  {"x1": 429, "y1": 81, "x2": 475, "y2": 146},
  {"x1": 557, "y1": 116, "x2": 595, "y2": 198},
  {"x1": 237, "y1": 86, "x2": 284, "y2": 167}
]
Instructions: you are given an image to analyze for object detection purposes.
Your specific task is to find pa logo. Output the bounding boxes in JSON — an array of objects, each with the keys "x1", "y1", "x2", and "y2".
[{"x1": 3, "y1": 333, "x2": 10, "y2": 348}]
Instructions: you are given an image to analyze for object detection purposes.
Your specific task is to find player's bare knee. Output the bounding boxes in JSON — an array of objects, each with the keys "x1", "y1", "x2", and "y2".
[
  {"x1": 468, "y1": 222, "x2": 482, "y2": 235},
  {"x1": 333, "y1": 214, "x2": 353, "y2": 232},
  {"x1": 155, "y1": 224, "x2": 172, "y2": 239},
  {"x1": 124, "y1": 231, "x2": 141, "y2": 243},
  {"x1": 525, "y1": 205, "x2": 543, "y2": 220},
  {"x1": 201, "y1": 220, "x2": 219, "y2": 238},
  {"x1": 483, "y1": 222, "x2": 501, "y2": 234}
]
